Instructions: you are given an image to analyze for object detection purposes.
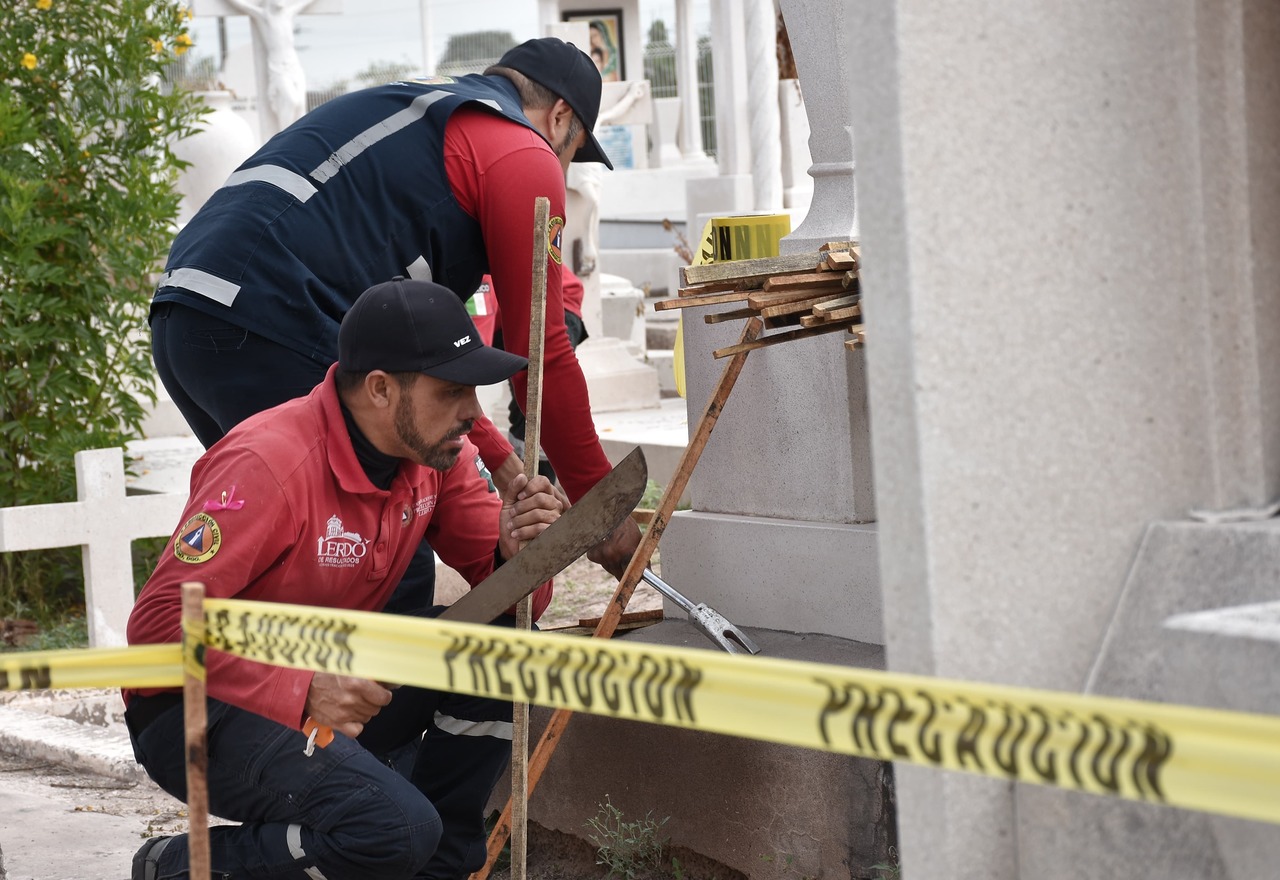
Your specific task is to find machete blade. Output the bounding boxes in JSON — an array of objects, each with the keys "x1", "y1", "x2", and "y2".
[{"x1": 439, "y1": 446, "x2": 647, "y2": 624}]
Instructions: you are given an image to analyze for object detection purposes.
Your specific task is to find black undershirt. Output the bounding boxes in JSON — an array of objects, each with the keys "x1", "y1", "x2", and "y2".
[{"x1": 340, "y1": 401, "x2": 400, "y2": 490}]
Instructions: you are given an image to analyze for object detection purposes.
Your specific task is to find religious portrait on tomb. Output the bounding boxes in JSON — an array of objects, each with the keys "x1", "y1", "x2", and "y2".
[{"x1": 564, "y1": 10, "x2": 623, "y2": 82}]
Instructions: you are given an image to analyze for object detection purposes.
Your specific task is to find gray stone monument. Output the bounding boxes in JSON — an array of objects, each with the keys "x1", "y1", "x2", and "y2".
[{"x1": 845, "y1": 1, "x2": 1280, "y2": 878}]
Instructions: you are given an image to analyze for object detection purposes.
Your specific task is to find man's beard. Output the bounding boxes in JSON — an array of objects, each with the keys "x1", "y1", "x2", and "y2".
[
  {"x1": 394, "y1": 395, "x2": 472, "y2": 471},
  {"x1": 556, "y1": 115, "x2": 584, "y2": 158}
]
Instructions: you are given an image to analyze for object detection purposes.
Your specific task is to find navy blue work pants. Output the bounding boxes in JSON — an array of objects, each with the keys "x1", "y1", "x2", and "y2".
[{"x1": 126, "y1": 616, "x2": 516, "y2": 880}]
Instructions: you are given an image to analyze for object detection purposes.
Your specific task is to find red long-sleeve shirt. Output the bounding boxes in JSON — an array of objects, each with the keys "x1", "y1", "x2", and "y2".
[
  {"x1": 444, "y1": 108, "x2": 610, "y2": 504},
  {"x1": 125, "y1": 366, "x2": 550, "y2": 728}
]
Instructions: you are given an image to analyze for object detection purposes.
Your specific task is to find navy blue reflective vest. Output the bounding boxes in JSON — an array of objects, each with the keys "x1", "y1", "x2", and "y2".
[{"x1": 154, "y1": 75, "x2": 542, "y2": 363}]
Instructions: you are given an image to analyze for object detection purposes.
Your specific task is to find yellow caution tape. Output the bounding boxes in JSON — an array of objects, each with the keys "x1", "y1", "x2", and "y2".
[
  {"x1": 0, "y1": 644, "x2": 181, "y2": 692},
  {"x1": 199, "y1": 597, "x2": 1280, "y2": 827},
  {"x1": 674, "y1": 214, "x2": 792, "y2": 398},
  {"x1": 7, "y1": 597, "x2": 1280, "y2": 828}
]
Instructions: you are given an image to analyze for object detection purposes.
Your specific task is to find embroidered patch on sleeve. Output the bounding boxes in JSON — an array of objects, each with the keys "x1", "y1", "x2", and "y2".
[
  {"x1": 474, "y1": 455, "x2": 497, "y2": 493},
  {"x1": 548, "y1": 216, "x2": 565, "y2": 265},
  {"x1": 174, "y1": 513, "x2": 221, "y2": 564}
]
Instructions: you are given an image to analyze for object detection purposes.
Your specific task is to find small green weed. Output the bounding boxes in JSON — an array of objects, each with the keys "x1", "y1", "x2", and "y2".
[
  {"x1": 585, "y1": 795, "x2": 671, "y2": 879},
  {"x1": 868, "y1": 845, "x2": 901, "y2": 879}
]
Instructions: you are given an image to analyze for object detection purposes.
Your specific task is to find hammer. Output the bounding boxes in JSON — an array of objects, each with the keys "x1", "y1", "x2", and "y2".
[{"x1": 641, "y1": 568, "x2": 761, "y2": 655}]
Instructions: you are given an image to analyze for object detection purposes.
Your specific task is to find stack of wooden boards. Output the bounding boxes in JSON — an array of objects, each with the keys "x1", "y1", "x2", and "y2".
[{"x1": 654, "y1": 241, "x2": 865, "y2": 357}]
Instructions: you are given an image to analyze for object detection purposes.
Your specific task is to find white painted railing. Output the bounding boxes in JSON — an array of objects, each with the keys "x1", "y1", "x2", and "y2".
[{"x1": 0, "y1": 449, "x2": 188, "y2": 648}]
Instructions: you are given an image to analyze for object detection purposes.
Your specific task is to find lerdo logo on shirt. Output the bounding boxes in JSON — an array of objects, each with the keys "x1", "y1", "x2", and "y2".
[{"x1": 316, "y1": 514, "x2": 370, "y2": 567}]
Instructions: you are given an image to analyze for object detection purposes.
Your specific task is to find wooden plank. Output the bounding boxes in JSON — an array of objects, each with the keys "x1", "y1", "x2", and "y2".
[
  {"x1": 703, "y1": 308, "x2": 757, "y2": 324},
  {"x1": 759, "y1": 294, "x2": 833, "y2": 319},
  {"x1": 680, "y1": 251, "x2": 826, "y2": 286},
  {"x1": 819, "y1": 240, "x2": 860, "y2": 253},
  {"x1": 799, "y1": 314, "x2": 829, "y2": 328},
  {"x1": 575, "y1": 608, "x2": 665, "y2": 630},
  {"x1": 761, "y1": 271, "x2": 848, "y2": 292},
  {"x1": 845, "y1": 338, "x2": 862, "y2": 351},
  {"x1": 823, "y1": 251, "x2": 858, "y2": 271},
  {"x1": 653, "y1": 290, "x2": 751, "y2": 311},
  {"x1": 677, "y1": 277, "x2": 766, "y2": 297},
  {"x1": 822, "y1": 304, "x2": 861, "y2": 321},
  {"x1": 713, "y1": 320, "x2": 859, "y2": 359},
  {"x1": 747, "y1": 287, "x2": 839, "y2": 310},
  {"x1": 812, "y1": 293, "x2": 861, "y2": 315}
]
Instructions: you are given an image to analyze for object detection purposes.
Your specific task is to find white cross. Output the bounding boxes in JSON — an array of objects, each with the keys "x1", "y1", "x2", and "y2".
[{"x1": 192, "y1": 0, "x2": 343, "y2": 138}]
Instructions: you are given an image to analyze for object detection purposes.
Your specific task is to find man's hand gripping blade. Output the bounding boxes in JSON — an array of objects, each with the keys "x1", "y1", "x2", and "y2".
[{"x1": 440, "y1": 447, "x2": 648, "y2": 625}]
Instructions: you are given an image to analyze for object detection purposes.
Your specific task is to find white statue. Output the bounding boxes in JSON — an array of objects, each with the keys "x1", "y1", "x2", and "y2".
[
  {"x1": 566, "y1": 80, "x2": 648, "y2": 276},
  {"x1": 224, "y1": 0, "x2": 311, "y2": 130}
]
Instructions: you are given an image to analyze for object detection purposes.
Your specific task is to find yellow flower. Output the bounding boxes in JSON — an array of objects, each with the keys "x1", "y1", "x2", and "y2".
[
  {"x1": 174, "y1": 33, "x2": 192, "y2": 56},
  {"x1": 180, "y1": 6, "x2": 193, "y2": 20},
  {"x1": 36, "y1": 0, "x2": 52, "y2": 9},
  {"x1": 21, "y1": 53, "x2": 37, "y2": 70},
  {"x1": 149, "y1": 37, "x2": 165, "y2": 54}
]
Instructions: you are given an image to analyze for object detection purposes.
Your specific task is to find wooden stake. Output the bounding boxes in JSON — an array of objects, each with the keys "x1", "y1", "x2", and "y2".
[
  {"x1": 469, "y1": 318, "x2": 765, "y2": 880},
  {"x1": 511, "y1": 195, "x2": 550, "y2": 880},
  {"x1": 181, "y1": 581, "x2": 211, "y2": 880}
]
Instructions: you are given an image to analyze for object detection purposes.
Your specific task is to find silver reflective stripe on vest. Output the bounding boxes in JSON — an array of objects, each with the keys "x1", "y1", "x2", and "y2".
[
  {"x1": 223, "y1": 165, "x2": 319, "y2": 203},
  {"x1": 286, "y1": 824, "x2": 331, "y2": 880},
  {"x1": 157, "y1": 267, "x2": 242, "y2": 307},
  {"x1": 433, "y1": 711, "x2": 513, "y2": 741},
  {"x1": 405, "y1": 255, "x2": 432, "y2": 281},
  {"x1": 310, "y1": 91, "x2": 451, "y2": 184}
]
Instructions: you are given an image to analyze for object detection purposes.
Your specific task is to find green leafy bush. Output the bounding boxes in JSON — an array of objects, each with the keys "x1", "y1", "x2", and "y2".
[{"x1": 0, "y1": 0, "x2": 205, "y2": 622}]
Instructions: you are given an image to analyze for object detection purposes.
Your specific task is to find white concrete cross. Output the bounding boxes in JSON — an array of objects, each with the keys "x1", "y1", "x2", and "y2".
[
  {"x1": 192, "y1": 0, "x2": 343, "y2": 139},
  {"x1": 0, "y1": 450, "x2": 188, "y2": 648}
]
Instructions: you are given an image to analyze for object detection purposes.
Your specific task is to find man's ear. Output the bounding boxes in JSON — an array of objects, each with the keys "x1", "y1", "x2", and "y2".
[
  {"x1": 551, "y1": 98, "x2": 576, "y2": 135},
  {"x1": 364, "y1": 370, "x2": 395, "y2": 409}
]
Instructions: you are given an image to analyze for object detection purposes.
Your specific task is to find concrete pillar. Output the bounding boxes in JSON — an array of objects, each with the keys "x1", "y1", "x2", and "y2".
[
  {"x1": 847, "y1": 1, "x2": 1280, "y2": 878},
  {"x1": 664, "y1": 0, "x2": 878, "y2": 645},
  {"x1": 777, "y1": 0, "x2": 857, "y2": 250},
  {"x1": 674, "y1": 0, "x2": 705, "y2": 160},
  {"x1": 744, "y1": 0, "x2": 782, "y2": 210}
]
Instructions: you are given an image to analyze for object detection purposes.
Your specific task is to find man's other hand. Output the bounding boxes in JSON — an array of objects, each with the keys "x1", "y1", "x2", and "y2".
[
  {"x1": 498, "y1": 473, "x2": 563, "y2": 559},
  {"x1": 587, "y1": 516, "x2": 641, "y2": 580},
  {"x1": 303, "y1": 673, "x2": 394, "y2": 738}
]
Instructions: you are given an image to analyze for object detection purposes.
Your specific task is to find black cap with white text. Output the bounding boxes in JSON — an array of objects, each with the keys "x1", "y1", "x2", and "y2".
[{"x1": 338, "y1": 277, "x2": 527, "y2": 386}]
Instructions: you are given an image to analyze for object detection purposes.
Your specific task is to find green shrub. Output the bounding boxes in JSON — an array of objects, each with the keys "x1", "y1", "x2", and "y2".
[
  {"x1": 0, "y1": 0, "x2": 205, "y2": 622},
  {"x1": 585, "y1": 795, "x2": 671, "y2": 880}
]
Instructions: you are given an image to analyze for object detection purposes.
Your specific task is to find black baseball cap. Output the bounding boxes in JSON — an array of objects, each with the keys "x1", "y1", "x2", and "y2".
[
  {"x1": 338, "y1": 277, "x2": 527, "y2": 385},
  {"x1": 497, "y1": 37, "x2": 614, "y2": 170}
]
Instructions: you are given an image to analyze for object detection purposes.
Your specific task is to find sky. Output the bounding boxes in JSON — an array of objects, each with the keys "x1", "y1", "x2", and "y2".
[{"x1": 187, "y1": 0, "x2": 710, "y2": 90}]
